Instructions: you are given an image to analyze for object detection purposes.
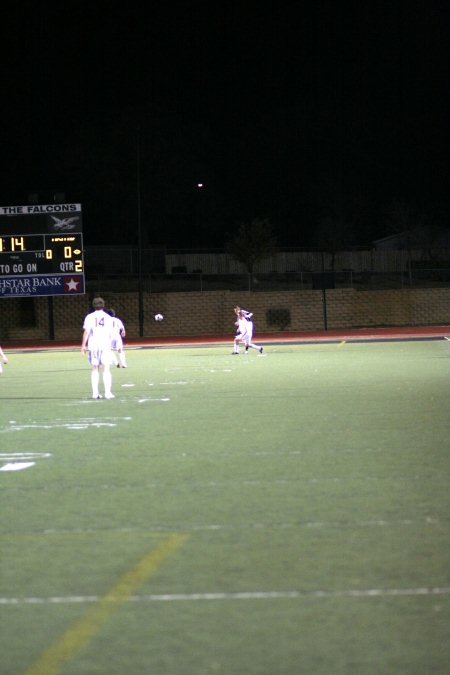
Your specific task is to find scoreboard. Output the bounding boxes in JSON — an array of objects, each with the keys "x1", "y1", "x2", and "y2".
[
  {"x1": 0, "y1": 233, "x2": 84, "y2": 273},
  {"x1": 0, "y1": 203, "x2": 85, "y2": 297}
]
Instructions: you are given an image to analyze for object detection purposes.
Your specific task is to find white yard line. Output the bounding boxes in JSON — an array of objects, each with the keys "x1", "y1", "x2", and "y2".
[
  {"x1": 0, "y1": 417, "x2": 132, "y2": 432},
  {"x1": 1, "y1": 587, "x2": 449, "y2": 606},
  {"x1": 0, "y1": 516, "x2": 440, "y2": 536}
]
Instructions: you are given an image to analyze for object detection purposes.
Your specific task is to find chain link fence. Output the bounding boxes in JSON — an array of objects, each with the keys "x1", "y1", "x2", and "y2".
[{"x1": 85, "y1": 268, "x2": 450, "y2": 294}]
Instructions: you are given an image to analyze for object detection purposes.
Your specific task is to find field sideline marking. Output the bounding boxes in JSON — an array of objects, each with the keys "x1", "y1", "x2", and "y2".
[
  {"x1": 4, "y1": 474, "x2": 440, "y2": 490},
  {"x1": 23, "y1": 533, "x2": 189, "y2": 675},
  {"x1": 0, "y1": 515, "x2": 440, "y2": 540},
  {"x1": 0, "y1": 452, "x2": 51, "y2": 460},
  {"x1": 3, "y1": 587, "x2": 449, "y2": 607},
  {"x1": 0, "y1": 462, "x2": 35, "y2": 472},
  {"x1": 1, "y1": 417, "x2": 132, "y2": 432},
  {"x1": 0, "y1": 452, "x2": 51, "y2": 473}
]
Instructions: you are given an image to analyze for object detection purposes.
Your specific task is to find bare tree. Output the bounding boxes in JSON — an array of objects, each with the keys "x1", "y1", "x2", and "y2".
[
  {"x1": 315, "y1": 216, "x2": 348, "y2": 270},
  {"x1": 225, "y1": 218, "x2": 277, "y2": 288}
]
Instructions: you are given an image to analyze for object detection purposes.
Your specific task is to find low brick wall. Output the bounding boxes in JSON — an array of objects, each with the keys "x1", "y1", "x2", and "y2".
[{"x1": 0, "y1": 288, "x2": 449, "y2": 342}]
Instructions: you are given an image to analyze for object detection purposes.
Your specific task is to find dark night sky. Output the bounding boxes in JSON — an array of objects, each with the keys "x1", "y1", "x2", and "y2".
[{"x1": 0, "y1": 1, "x2": 448, "y2": 248}]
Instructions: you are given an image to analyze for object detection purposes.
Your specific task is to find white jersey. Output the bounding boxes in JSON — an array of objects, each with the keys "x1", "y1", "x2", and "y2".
[
  {"x1": 237, "y1": 316, "x2": 253, "y2": 342},
  {"x1": 83, "y1": 309, "x2": 114, "y2": 352},
  {"x1": 111, "y1": 316, "x2": 125, "y2": 350}
]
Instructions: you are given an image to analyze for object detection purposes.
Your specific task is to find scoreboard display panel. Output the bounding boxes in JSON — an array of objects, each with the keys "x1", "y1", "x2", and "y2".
[{"x1": 0, "y1": 203, "x2": 85, "y2": 297}]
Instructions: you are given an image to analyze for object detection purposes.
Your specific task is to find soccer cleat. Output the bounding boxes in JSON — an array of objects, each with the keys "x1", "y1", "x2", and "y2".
[
  {"x1": 105, "y1": 393, "x2": 115, "y2": 399},
  {"x1": 259, "y1": 347, "x2": 263, "y2": 354},
  {"x1": 231, "y1": 352, "x2": 239, "y2": 355},
  {"x1": 92, "y1": 394, "x2": 102, "y2": 399}
]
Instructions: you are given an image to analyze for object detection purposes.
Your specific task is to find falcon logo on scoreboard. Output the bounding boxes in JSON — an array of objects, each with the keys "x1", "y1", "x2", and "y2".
[{"x1": 51, "y1": 216, "x2": 80, "y2": 231}]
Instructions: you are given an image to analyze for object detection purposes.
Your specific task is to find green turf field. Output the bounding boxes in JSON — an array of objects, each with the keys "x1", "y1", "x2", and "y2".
[{"x1": 1, "y1": 339, "x2": 449, "y2": 675}]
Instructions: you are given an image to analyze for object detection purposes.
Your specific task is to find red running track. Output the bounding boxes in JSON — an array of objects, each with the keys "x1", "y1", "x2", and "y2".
[{"x1": 2, "y1": 325, "x2": 449, "y2": 351}]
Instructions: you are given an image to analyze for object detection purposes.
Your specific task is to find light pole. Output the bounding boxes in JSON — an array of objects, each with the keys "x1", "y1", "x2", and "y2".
[
  {"x1": 137, "y1": 126, "x2": 144, "y2": 337},
  {"x1": 195, "y1": 182, "x2": 204, "y2": 247}
]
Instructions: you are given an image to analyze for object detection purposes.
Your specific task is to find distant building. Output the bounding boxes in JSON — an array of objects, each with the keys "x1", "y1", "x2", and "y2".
[{"x1": 373, "y1": 227, "x2": 450, "y2": 251}]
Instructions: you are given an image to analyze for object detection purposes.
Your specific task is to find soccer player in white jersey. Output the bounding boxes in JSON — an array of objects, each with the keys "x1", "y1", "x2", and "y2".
[
  {"x1": 108, "y1": 309, "x2": 127, "y2": 368},
  {"x1": 232, "y1": 307, "x2": 263, "y2": 355},
  {"x1": 0, "y1": 346, "x2": 8, "y2": 374},
  {"x1": 81, "y1": 297, "x2": 115, "y2": 399}
]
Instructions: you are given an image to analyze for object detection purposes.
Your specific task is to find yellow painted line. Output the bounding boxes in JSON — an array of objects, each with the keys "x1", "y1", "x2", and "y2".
[
  {"x1": 337, "y1": 340, "x2": 347, "y2": 347},
  {"x1": 24, "y1": 533, "x2": 189, "y2": 675}
]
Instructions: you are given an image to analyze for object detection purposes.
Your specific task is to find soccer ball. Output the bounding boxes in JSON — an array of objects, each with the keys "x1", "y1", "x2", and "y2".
[{"x1": 154, "y1": 313, "x2": 164, "y2": 321}]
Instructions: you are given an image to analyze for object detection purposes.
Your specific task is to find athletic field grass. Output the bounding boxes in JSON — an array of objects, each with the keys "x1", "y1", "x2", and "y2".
[{"x1": 1, "y1": 338, "x2": 449, "y2": 674}]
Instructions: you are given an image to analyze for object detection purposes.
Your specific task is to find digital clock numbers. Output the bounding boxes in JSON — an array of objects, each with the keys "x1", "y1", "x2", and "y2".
[{"x1": 0, "y1": 236, "x2": 24, "y2": 252}]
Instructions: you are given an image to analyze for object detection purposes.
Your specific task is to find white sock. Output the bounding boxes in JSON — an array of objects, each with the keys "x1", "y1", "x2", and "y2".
[
  {"x1": 91, "y1": 370, "x2": 100, "y2": 397},
  {"x1": 103, "y1": 369, "x2": 112, "y2": 396}
]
